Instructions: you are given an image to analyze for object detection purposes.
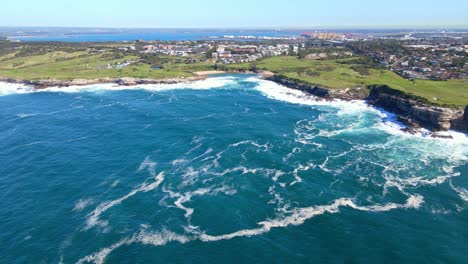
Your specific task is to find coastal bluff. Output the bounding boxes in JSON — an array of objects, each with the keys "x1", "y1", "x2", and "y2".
[{"x1": 268, "y1": 75, "x2": 468, "y2": 134}]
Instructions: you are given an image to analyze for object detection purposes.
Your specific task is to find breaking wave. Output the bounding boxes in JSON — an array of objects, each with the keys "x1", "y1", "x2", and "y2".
[
  {"x1": 0, "y1": 76, "x2": 237, "y2": 96},
  {"x1": 3, "y1": 74, "x2": 466, "y2": 263}
]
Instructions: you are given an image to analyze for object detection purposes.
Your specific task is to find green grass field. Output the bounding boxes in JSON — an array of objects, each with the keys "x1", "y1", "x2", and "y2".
[
  {"x1": 0, "y1": 50, "x2": 213, "y2": 80},
  {"x1": 256, "y1": 56, "x2": 467, "y2": 106},
  {"x1": 0, "y1": 49, "x2": 466, "y2": 106}
]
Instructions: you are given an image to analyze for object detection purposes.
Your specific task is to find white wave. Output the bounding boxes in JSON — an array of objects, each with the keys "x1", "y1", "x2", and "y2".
[
  {"x1": 229, "y1": 140, "x2": 272, "y2": 151},
  {"x1": 77, "y1": 229, "x2": 192, "y2": 264},
  {"x1": 369, "y1": 106, "x2": 468, "y2": 146},
  {"x1": 450, "y1": 182, "x2": 468, "y2": 202},
  {"x1": 248, "y1": 77, "x2": 379, "y2": 116},
  {"x1": 270, "y1": 169, "x2": 285, "y2": 182},
  {"x1": 110, "y1": 180, "x2": 120, "y2": 188},
  {"x1": 192, "y1": 148, "x2": 214, "y2": 161},
  {"x1": 248, "y1": 77, "x2": 468, "y2": 146},
  {"x1": 85, "y1": 157, "x2": 164, "y2": 230},
  {"x1": 199, "y1": 194, "x2": 423, "y2": 242},
  {"x1": 290, "y1": 163, "x2": 314, "y2": 186},
  {"x1": 0, "y1": 82, "x2": 34, "y2": 96},
  {"x1": 0, "y1": 77, "x2": 237, "y2": 96},
  {"x1": 383, "y1": 174, "x2": 460, "y2": 195},
  {"x1": 210, "y1": 166, "x2": 260, "y2": 177},
  {"x1": 16, "y1": 113, "x2": 37, "y2": 118},
  {"x1": 77, "y1": 194, "x2": 423, "y2": 263},
  {"x1": 165, "y1": 188, "x2": 212, "y2": 219},
  {"x1": 73, "y1": 198, "x2": 94, "y2": 212},
  {"x1": 138, "y1": 156, "x2": 157, "y2": 176},
  {"x1": 76, "y1": 236, "x2": 133, "y2": 264},
  {"x1": 165, "y1": 186, "x2": 236, "y2": 220},
  {"x1": 135, "y1": 229, "x2": 192, "y2": 246},
  {"x1": 268, "y1": 186, "x2": 289, "y2": 211},
  {"x1": 282, "y1": 147, "x2": 301, "y2": 162},
  {"x1": 186, "y1": 143, "x2": 203, "y2": 155},
  {"x1": 171, "y1": 158, "x2": 189, "y2": 166}
]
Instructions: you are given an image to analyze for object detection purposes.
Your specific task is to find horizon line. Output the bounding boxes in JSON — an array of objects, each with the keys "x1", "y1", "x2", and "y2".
[{"x1": 1, "y1": 25, "x2": 468, "y2": 30}]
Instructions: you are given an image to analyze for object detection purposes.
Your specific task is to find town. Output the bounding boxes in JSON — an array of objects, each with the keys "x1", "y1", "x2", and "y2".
[
  {"x1": 1, "y1": 30, "x2": 466, "y2": 81},
  {"x1": 113, "y1": 31, "x2": 468, "y2": 81}
]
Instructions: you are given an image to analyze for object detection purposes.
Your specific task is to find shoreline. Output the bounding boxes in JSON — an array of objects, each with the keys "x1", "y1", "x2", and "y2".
[
  {"x1": 1, "y1": 73, "x2": 467, "y2": 135},
  {"x1": 194, "y1": 70, "x2": 226, "y2": 76},
  {"x1": 266, "y1": 75, "x2": 468, "y2": 135},
  {"x1": 0, "y1": 76, "x2": 207, "y2": 89}
]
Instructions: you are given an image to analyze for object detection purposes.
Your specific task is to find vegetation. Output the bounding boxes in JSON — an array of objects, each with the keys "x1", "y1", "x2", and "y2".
[
  {"x1": 0, "y1": 42, "x2": 466, "y2": 107},
  {"x1": 0, "y1": 43, "x2": 212, "y2": 80},
  {"x1": 256, "y1": 56, "x2": 467, "y2": 106},
  {"x1": 347, "y1": 40, "x2": 409, "y2": 57},
  {"x1": 215, "y1": 62, "x2": 253, "y2": 72}
]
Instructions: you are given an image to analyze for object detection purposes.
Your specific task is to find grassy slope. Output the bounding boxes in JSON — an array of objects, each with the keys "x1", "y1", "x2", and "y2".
[
  {"x1": 0, "y1": 50, "x2": 213, "y2": 80},
  {"x1": 0, "y1": 49, "x2": 466, "y2": 106},
  {"x1": 257, "y1": 56, "x2": 468, "y2": 106}
]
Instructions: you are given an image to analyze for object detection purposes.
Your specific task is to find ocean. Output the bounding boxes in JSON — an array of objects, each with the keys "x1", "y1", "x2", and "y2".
[
  {"x1": 0, "y1": 74, "x2": 467, "y2": 263},
  {"x1": 6, "y1": 30, "x2": 301, "y2": 42}
]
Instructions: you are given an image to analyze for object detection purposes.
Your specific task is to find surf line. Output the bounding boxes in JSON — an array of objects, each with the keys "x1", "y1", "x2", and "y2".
[{"x1": 77, "y1": 194, "x2": 423, "y2": 264}]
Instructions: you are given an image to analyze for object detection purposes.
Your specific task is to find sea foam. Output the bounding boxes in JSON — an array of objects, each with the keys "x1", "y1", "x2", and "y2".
[
  {"x1": 0, "y1": 82, "x2": 34, "y2": 96},
  {"x1": 78, "y1": 195, "x2": 424, "y2": 264},
  {"x1": 0, "y1": 76, "x2": 237, "y2": 96},
  {"x1": 84, "y1": 157, "x2": 165, "y2": 230}
]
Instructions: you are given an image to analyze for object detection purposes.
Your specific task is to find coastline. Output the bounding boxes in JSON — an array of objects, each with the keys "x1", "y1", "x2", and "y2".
[
  {"x1": 194, "y1": 70, "x2": 226, "y2": 76},
  {"x1": 0, "y1": 76, "x2": 207, "y2": 89},
  {"x1": 266, "y1": 75, "x2": 468, "y2": 135},
  {"x1": 1, "y1": 73, "x2": 467, "y2": 135}
]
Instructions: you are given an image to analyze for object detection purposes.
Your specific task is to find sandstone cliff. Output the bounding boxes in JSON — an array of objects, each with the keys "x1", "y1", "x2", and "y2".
[{"x1": 268, "y1": 75, "x2": 468, "y2": 133}]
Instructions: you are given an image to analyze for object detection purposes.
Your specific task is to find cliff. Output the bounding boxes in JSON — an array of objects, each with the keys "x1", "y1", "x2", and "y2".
[
  {"x1": 268, "y1": 75, "x2": 468, "y2": 134},
  {"x1": 268, "y1": 75, "x2": 368, "y2": 101},
  {"x1": 367, "y1": 86, "x2": 466, "y2": 132}
]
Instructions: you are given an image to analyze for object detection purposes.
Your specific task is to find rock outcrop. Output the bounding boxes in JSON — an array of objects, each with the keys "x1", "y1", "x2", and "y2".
[
  {"x1": 0, "y1": 76, "x2": 206, "y2": 89},
  {"x1": 367, "y1": 88, "x2": 465, "y2": 131},
  {"x1": 450, "y1": 106, "x2": 468, "y2": 132},
  {"x1": 268, "y1": 75, "x2": 368, "y2": 100},
  {"x1": 268, "y1": 75, "x2": 468, "y2": 133}
]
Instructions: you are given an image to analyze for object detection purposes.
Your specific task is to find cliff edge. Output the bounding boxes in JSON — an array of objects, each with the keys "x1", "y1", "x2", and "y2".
[{"x1": 268, "y1": 75, "x2": 468, "y2": 134}]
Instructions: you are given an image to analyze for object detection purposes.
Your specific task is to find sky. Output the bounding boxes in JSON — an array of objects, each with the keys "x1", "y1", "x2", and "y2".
[{"x1": 1, "y1": 0, "x2": 467, "y2": 28}]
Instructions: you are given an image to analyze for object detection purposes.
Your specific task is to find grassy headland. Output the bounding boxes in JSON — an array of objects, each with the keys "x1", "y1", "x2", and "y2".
[
  {"x1": 0, "y1": 41, "x2": 466, "y2": 107},
  {"x1": 255, "y1": 56, "x2": 467, "y2": 107},
  {"x1": 0, "y1": 43, "x2": 212, "y2": 80}
]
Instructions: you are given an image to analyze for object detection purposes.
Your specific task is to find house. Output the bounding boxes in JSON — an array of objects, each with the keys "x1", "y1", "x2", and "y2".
[{"x1": 219, "y1": 51, "x2": 232, "y2": 58}]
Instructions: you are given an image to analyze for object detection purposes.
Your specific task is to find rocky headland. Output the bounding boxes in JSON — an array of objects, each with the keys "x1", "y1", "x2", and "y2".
[
  {"x1": 0, "y1": 76, "x2": 207, "y2": 89},
  {"x1": 268, "y1": 75, "x2": 468, "y2": 135}
]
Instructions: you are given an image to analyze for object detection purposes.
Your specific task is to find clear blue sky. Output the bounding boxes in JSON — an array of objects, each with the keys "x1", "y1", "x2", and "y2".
[{"x1": 1, "y1": 0, "x2": 467, "y2": 28}]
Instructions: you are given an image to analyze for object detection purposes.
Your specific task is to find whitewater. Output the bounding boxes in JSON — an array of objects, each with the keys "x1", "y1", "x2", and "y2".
[{"x1": 0, "y1": 74, "x2": 467, "y2": 264}]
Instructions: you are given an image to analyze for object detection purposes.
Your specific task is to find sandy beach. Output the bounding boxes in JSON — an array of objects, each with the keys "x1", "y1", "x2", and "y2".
[{"x1": 194, "y1": 70, "x2": 226, "y2": 76}]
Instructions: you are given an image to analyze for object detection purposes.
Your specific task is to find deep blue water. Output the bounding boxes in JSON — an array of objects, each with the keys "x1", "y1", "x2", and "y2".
[
  {"x1": 8, "y1": 30, "x2": 301, "y2": 42},
  {"x1": 0, "y1": 75, "x2": 467, "y2": 264}
]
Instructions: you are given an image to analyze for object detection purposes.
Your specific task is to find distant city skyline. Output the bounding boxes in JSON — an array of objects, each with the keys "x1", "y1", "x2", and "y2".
[{"x1": 0, "y1": 0, "x2": 467, "y2": 28}]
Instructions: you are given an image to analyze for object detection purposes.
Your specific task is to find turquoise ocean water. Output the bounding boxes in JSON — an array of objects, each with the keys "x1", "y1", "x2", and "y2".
[{"x1": 0, "y1": 74, "x2": 467, "y2": 263}]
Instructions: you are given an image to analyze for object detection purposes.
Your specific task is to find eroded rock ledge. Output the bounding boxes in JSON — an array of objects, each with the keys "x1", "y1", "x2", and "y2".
[
  {"x1": 268, "y1": 75, "x2": 468, "y2": 134},
  {"x1": 0, "y1": 76, "x2": 206, "y2": 89}
]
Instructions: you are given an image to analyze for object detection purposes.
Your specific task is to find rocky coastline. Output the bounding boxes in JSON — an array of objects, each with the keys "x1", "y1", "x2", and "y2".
[
  {"x1": 0, "y1": 76, "x2": 207, "y2": 89},
  {"x1": 267, "y1": 75, "x2": 468, "y2": 135},
  {"x1": 1, "y1": 74, "x2": 466, "y2": 136}
]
